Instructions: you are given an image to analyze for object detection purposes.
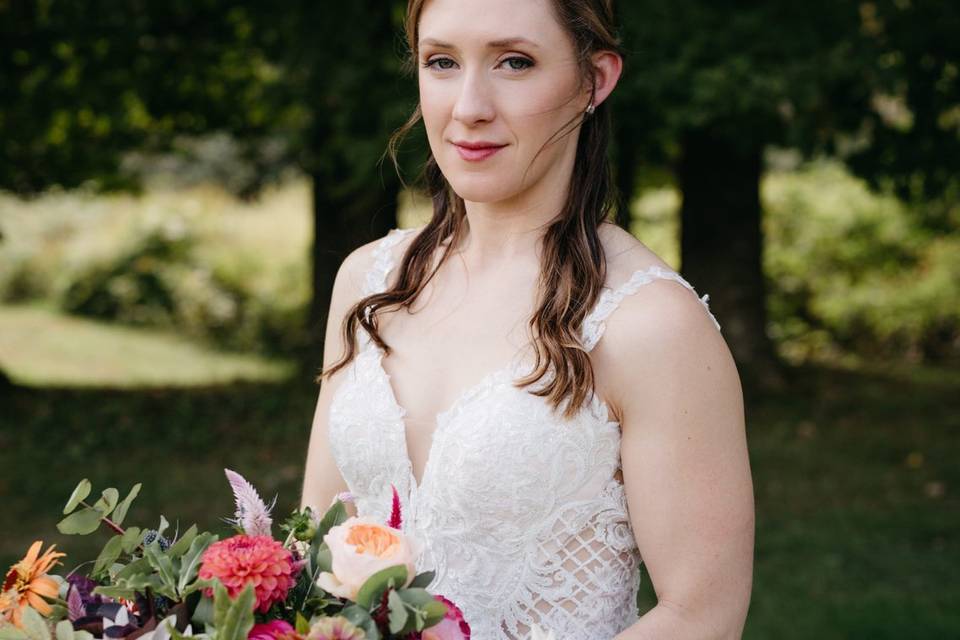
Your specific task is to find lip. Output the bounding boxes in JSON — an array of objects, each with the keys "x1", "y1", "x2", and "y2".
[{"x1": 452, "y1": 140, "x2": 508, "y2": 162}]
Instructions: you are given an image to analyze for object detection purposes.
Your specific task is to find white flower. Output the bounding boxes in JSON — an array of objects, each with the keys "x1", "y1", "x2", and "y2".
[{"x1": 528, "y1": 623, "x2": 557, "y2": 640}]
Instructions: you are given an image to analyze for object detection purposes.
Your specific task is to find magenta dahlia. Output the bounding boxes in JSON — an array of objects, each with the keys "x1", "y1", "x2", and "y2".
[{"x1": 198, "y1": 534, "x2": 298, "y2": 613}]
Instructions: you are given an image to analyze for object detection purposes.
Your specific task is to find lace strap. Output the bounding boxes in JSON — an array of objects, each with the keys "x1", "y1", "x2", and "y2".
[
  {"x1": 580, "y1": 265, "x2": 721, "y2": 352},
  {"x1": 363, "y1": 227, "x2": 417, "y2": 296}
]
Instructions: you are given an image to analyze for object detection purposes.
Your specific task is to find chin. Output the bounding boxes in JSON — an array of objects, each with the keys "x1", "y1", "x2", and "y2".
[{"x1": 445, "y1": 173, "x2": 519, "y2": 204}]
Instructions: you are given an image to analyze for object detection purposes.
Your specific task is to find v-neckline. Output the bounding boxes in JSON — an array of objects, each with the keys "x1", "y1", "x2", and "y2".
[{"x1": 367, "y1": 340, "x2": 530, "y2": 493}]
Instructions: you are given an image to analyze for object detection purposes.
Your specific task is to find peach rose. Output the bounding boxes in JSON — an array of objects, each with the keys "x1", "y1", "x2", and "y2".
[{"x1": 315, "y1": 516, "x2": 418, "y2": 601}]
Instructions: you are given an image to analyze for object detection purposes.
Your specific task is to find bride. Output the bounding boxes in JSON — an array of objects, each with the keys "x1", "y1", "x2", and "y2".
[{"x1": 301, "y1": 0, "x2": 755, "y2": 638}]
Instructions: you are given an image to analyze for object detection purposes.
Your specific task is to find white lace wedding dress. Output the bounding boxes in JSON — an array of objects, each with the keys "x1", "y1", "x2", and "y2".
[{"x1": 327, "y1": 227, "x2": 722, "y2": 639}]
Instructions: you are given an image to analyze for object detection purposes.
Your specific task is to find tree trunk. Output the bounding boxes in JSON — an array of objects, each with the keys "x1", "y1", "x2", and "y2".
[
  {"x1": 676, "y1": 128, "x2": 785, "y2": 389},
  {"x1": 306, "y1": 172, "x2": 398, "y2": 371},
  {"x1": 613, "y1": 121, "x2": 639, "y2": 230}
]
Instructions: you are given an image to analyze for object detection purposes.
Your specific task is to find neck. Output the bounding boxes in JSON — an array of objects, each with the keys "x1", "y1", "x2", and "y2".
[{"x1": 457, "y1": 141, "x2": 577, "y2": 268}]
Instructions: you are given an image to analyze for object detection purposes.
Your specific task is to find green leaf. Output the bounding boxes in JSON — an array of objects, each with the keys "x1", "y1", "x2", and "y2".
[
  {"x1": 421, "y1": 600, "x2": 448, "y2": 628},
  {"x1": 166, "y1": 524, "x2": 198, "y2": 557},
  {"x1": 387, "y1": 589, "x2": 409, "y2": 634},
  {"x1": 93, "y1": 488, "x2": 119, "y2": 516},
  {"x1": 63, "y1": 479, "x2": 91, "y2": 515},
  {"x1": 396, "y1": 587, "x2": 436, "y2": 608},
  {"x1": 315, "y1": 500, "x2": 347, "y2": 541},
  {"x1": 143, "y1": 543, "x2": 177, "y2": 594},
  {"x1": 20, "y1": 607, "x2": 51, "y2": 640},
  {"x1": 157, "y1": 515, "x2": 169, "y2": 538},
  {"x1": 214, "y1": 583, "x2": 256, "y2": 640},
  {"x1": 0, "y1": 625, "x2": 30, "y2": 640},
  {"x1": 57, "y1": 507, "x2": 102, "y2": 535},
  {"x1": 191, "y1": 596, "x2": 215, "y2": 627},
  {"x1": 294, "y1": 613, "x2": 309, "y2": 635},
  {"x1": 114, "y1": 556, "x2": 151, "y2": 581},
  {"x1": 92, "y1": 585, "x2": 138, "y2": 600},
  {"x1": 408, "y1": 570, "x2": 435, "y2": 589},
  {"x1": 120, "y1": 527, "x2": 142, "y2": 554},
  {"x1": 340, "y1": 605, "x2": 380, "y2": 640},
  {"x1": 55, "y1": 621, "x2": 75, "y2": 640},
  {"x1": 73, "y1": 632, "x2": 93, "y2": 640},
  {"x1": 177, "y1": 532, "x2": 215, "y2": 594},
  {"x1": 355, "y1": 564, "x2": 408, "y2": 609},
  {"x1": 312, "y1": 544, "x2": 332, "y2": 575},
  {"x1": 92, "y1": 535, "x2": 124, "y2": 577},
  {"x1": 111, "y1": 484, "x2": 141, "y2": 526}
]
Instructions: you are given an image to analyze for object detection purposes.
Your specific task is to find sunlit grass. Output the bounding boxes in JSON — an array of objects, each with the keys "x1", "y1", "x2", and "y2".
[{"x1": 0, "y1": 302, "x2": 293, "y2": 387}]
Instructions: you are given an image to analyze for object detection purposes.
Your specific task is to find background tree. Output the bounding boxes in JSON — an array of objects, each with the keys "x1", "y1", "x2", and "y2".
[{"x1": 0, "y1": 0, "x2": 417, "y2": 369}]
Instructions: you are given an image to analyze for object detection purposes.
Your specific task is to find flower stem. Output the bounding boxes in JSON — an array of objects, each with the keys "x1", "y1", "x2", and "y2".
[{"x1": 80, "y1": 500, "x2": 126, "y2": 536}]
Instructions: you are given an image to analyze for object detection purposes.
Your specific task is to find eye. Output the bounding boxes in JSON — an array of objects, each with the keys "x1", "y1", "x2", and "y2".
[
  {"x1": 423, "y1": 56, "x2": 457, "y2": 71},
  {"x1": 501, "y1": 56, "x2": 534, "y2": 72}
]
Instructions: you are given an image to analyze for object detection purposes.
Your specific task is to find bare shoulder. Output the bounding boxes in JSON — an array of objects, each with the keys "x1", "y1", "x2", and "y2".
[
  {"x1": 592, "y1": 221, "x2": 738, "y2": 421},
  {"x1": 336, "y1": 225, "x2": 426, "y2": 298}
]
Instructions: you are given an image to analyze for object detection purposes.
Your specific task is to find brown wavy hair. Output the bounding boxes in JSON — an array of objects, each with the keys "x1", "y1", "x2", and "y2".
[{"x1": 318, "y1": 0, "x2": 626, "y2": 420}]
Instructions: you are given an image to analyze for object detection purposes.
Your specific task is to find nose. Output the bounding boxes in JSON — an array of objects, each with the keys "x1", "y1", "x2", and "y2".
[{"x1": 451, "y1": 68, "x2": 496, "y2": 125}]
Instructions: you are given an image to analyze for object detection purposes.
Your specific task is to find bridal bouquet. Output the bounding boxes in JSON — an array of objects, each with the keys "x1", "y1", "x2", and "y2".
[{"x1": 0, "y1": 470, "x2": 471, "y2": 640}]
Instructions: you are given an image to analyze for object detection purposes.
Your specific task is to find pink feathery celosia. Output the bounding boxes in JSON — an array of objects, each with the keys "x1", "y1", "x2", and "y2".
[
  {"x1": 306, "y1": 616, "x2": 366, "y2": 640},
  {"x1": 388, "y1": 483, "x2": 402, "y2": 529},
  {"x1": 224, "y1": 468, "x2": 274, "y2": 537},
  {"x1": 248, "y1": 620, "x2": 295, "y2": 640},
  {"x1": 198, "y1": 535, "x2": 298, "y2": 613}
]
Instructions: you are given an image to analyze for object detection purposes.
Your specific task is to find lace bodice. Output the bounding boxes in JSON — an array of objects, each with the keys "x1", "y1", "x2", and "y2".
[{"x1": 327, "y1": 227, "x2": 721, "y2": 639}]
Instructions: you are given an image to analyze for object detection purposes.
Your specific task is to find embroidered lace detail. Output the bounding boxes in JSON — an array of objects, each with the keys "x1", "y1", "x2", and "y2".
[
  {"x1": 580, "y1": 264, "x2": 721, "y2": 352},
  {"x1": 328, "y1": 229, "x2": 719, "y2": 639}
]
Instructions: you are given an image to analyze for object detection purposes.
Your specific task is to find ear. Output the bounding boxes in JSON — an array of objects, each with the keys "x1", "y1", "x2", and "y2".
[{"x1": 587, "y1": 50, "x2": 623, "y2": 109}]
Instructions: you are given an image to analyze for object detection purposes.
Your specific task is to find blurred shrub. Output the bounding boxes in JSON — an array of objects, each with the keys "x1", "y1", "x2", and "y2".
[
  {"x1": 0, "y1": 181, "x2": 312, "y2": 357},
  {"x1": 763, "y1": 159, "x2": 960, "y2": 364}
]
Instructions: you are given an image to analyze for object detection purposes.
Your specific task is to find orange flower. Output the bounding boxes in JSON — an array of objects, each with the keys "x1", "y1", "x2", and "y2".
[{"x1": 0, "y1": 541, "x2": 65, "y2": 627}]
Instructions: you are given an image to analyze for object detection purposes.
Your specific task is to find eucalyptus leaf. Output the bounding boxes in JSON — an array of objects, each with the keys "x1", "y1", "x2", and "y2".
[
  {"x1": 111, "y1": 483, "x2": 141, "y2": 526},
  {"x1": 157, "y1": 515, "x2": 170, "y2": 538},
  {"x1": 340, "y1": 605, "x2": 380, "y2": 640},
  {"x1": 73, "y1": 633, "x2": 93, "y2": 640},
  {"x1": 92, "y1": 535, "x2": 124, "y2": 577},
  {"x1": 387, "y1": 589, "x2": 409, "y2": 634},
  {"x1": 63, "y1": 479, "x2": 91, "y2": 515},
  {"x1": 408, "y1": 570, "x2": 435, "y2": 589},
  {"x1": 396, "y1": 587, "x2": 436, "y2": 608},
  {"x1": 0, "y1": 625, "x2": 29, "y2": 640},
  {"x1": 312, "y1": 544, "x2": 332, "y2": 575},
  {"x1": 20, "y1": 607, "x2": 51, "y2": 640},
  {"x1": 421, "y1": 600, "x2": 448, "y2": 628},
  {"x1": 355, "y1": 564, "x2": 407, "y2": 609},
  {"x1": 93, "y1": 488, "x2": 119, "y2": 516},
  {"x1": 167, "y1": 524, "x2": 198, "y2": 557},
  {"x1": 57, "y1": 507, "x2": 102, "y2": 535},
  {"x1": 55, "y1": 621, "x2": 74, "y2": 640},
  {"x1": 120, "y1": 527, "x2": 142, "y2": 554}
]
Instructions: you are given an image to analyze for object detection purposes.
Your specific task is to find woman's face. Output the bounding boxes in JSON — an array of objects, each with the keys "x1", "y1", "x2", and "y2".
[{"x1": 416, "y1": 0, "x2": 589, "y2": 205}]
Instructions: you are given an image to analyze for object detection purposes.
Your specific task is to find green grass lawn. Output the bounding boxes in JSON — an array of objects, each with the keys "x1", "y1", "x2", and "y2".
[
  {"x1": 0, "y1": 315, "x2": 957, "y2": 638},
  {"x1": 0, "y1": 302, "x2": 294, "y2": 387}
]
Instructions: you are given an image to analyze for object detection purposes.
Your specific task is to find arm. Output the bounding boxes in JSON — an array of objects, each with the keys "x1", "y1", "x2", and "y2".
[
  {"x1": 299, "y1": 243, "x2": 374, "y2": 518},
  {"x1": 597, "y1": 282, "x2": 755, "y2": 640}
]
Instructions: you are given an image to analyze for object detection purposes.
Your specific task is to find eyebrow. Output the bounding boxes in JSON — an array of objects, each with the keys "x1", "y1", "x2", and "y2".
[{"x1": 419, "y1": 36, "x2": 541, "y2": 50}]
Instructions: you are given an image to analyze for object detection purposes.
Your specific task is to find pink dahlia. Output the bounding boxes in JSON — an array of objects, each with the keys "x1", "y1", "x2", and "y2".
[
  {"x1": 422, "y1": 595, "x2": 470, "y2": 640},
  {"x1": 198, "y1": 535, "x2": 298, "y2": 613},
  {"x1": 248, "y1": 620, "x2": 295, "y2": 640}
]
